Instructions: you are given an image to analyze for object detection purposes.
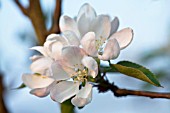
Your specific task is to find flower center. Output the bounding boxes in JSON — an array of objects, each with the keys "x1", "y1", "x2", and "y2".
[
  {"x1": 95, "y1": 36, "x2": 106, "y2": 55},
  {"x1": 72, "y1": 69, "x2": 88, "y2": 82}
]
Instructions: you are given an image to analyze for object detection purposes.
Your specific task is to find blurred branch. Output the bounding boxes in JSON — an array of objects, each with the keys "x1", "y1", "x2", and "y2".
[
  {"x1": 14, "y1": 0, "x2": 47, "y2": 45},
  {"x1": 96, "y1": 77, "x2": 170, "y2": 99},
  {"x1": 14, "y1": 0, "x2": 62, "y2": 45},
  {"x1": 14, "y1": 0, "x2": 28, "y2": 15},
  {"x1": 49, "y1": 0, "x2": 62, "y2": 34},
  {"x1": 0, "y1": 74, "x2": 8, "y2": 113}
]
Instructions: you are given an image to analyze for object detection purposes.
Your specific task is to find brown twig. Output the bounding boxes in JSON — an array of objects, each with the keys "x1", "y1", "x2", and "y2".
[
  {"x1": 14, "y1": 0, "x2": 28, "y2": 16},
  {"x1": 28, "y1": 0, "x2": 47, "y2": 45},
  {"x1": 0, "y1": 74, "x2": 8, "y2": 113},
  {"x1": 14, "y1": 0, "x2": 47, "y2": 45},
  {"x1": 96, "y1": 77, "x2": 170, "y2": 99},
  {"x1": 49, "y1": 0, "x2": 62, "y2": 34},
  {"x1": 110, "y1": 84, "x2": 170, "y2": 99},
  {"x1": 14, "y1": 0, "x2": 62, "y2": 45}
]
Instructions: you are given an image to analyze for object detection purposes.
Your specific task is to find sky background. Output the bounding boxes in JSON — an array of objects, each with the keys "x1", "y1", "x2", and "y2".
[{"x1": 0, "y1": 0, "x2": 170, "y2": 113}]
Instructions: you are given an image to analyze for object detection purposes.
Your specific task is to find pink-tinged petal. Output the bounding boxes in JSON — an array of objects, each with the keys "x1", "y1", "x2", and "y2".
[
  {"x1": 43, "y1": 40, "x2": 56, "y2": 57},
  {"x1": 30, "y1": 55, "x2": 43, "y2": 62},
  {"x1": 30, "y1": 82, "x2": 54, "y2": 97},
  {"x1": 98, "y1": 39, "x2": 120, "y2": 61},
  {"x1": 63, "y1": 31, "x2": 80, "y2": 46},
  {"x1": 59, "y1": 15, "x2": 80, "y2": 37},
  {"x1": 30, "y1": 88, "x2": 49, "y2": 97},
  {"x1": 22, "y1": 74, "x2": 54, "y2": 89},
  {"x1": 46, "y1": 34, "x2": 68, "y2": 45},
  {"x1": 77, "y1": 3, "x2": 96, "y2": 23},
  {"x1": 77, "y1": 3, "x2": 96, "y2": 37},
  {"x1": 77, "y1": 14, "x2": 91, "y2": 37},
  {"x1": 62, "y1": 46, "x2": 85, "y2": 68},
  {"x1": 71, "y1": 83, "x2": 92, "y2": 107},
  {"x1": 91, "y1": 15, "x2": 111, "y2": 39},
  {"x1": 80, "y1": 32, "x2": 98, "y2": 57},
  {"x1": 110, "y1": 28, "x2": 133, "y2": 49},
  {"x1": 76, "y1": 3, "x2": 97, "y2": 37},
  {"x1": 50, "y1": 81, "x2": 79, "y2": 103},
  {"x1": 50, "y1": 41, "x2": 64, "y2": 60},
  {"x1": 45, "y1": 35, "x2": 68, "y2": 60},
  {"x1": 30, "y1": 57, "x2": 53, "y2": 74},
  {"x1": 50, "y1": 61, "x2": 71, "y2": 81},
  {"x1": 30, "y1": 46, "x2": 48, "y2": 57},
  {"x1": 82, "y1": 56, "x2": 98, "y2": 78},
  {"x1": 110, "y1": 17, "x2": 119, "y2": 35}
]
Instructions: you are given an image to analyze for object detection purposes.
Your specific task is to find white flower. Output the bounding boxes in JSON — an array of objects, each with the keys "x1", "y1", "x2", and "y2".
[
  {"x1": 30, "y1": 34, "x2": 68, "y2": 75},
  {"x1": 50, "y1": 46, "x2": 98, "y2": 107},
  {"x1": 59, "y1": 3, "x2": 133, "y2": 61}
]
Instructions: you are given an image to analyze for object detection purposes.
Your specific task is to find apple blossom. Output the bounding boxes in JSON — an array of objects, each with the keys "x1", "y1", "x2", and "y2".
[
  {"x1": 59, "y1": 3, "x2": 133, "y2": 61},
  {"x1": 21, "y1": 2, "x2": 134, "y2": 108},
  {"x1": 50, "y1": 46, "x2": 98, "y2": 107}
]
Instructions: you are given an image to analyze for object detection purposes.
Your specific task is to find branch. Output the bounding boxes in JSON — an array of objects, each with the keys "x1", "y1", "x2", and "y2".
[
  {"x1": 0, "y1": 74, "x2": 8, "y2": 113},
  {"x1": 111, "y1": 85, "x2": 170, "y2": 99},
  {"x1": 96, "y1": 77, "x2": 170, "y2": 99},
  {"x1": 14, "y1": 0, "x2": 28, "y2": 16},
  {"x1": 28, "y1": 0, "x2": 47, "y2": 45},
  {"x1": 49, "y1": 0, "x2": 62, "y2": 34},
  {"x1": 14, "y1": 0, "x2": 47, "y2": 45}
]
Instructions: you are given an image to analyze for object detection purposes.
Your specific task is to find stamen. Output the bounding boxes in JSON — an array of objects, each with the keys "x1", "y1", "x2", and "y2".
[
  {"x1": 72, "y1": 69, "x2": 88, "y2": 83},
  {"x1": 95, "y1": 36, "x2": 106, "y2": 55},
  {"x1": 95, "y1": 36, "x2": 106, "y2": 50}
]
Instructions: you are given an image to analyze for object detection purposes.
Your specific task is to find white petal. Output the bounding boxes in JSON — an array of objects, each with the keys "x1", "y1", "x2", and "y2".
[
  {"x1": 82, "y1": 56, "x2": 98, "y2": 78},
  {"x1": 30, "y1": 46, "x2": 48, "y2": 57},
  {"x1": 43, "y1": 40, "x2": 56, "y2": 57},
  {"x1": 45, "y1": 35, "x2": 68, "y2": 60},
  {"x1": 71, "y1": 83, "x2": 92, "y2": 107},
  {"x1": 77, "y1": 3, "x2": 96, "y2": 37},
  {"x1": 63, "y1": 31, "x2": 80, "y2": 46},
  {"x1": 110, "y1": 28, "x2": 133, "y2": 49},
  {"x1": 77, "y1": 14, "x2": 91, "y2": 37},
  {"x1": 77, "y1": 3, "x2": 96, "y2": 23},
  {"x1": 30, "y1": 57, "x2": 53, "y2": 74},
  {"x1": 98, "y1": 39, "x2": 120, "y2": 61},
  {"x1": 22, "y1": 74, "x2": 54, "y2": 89},
  {"x1": 91, "y1": 15, "x2": 111, "y2": 39},
  {"x1": 30, "y1": 82, "x2": 54, "y2": 97},
  {"x1": 50, "y1": 41, "x2": 64, "y2": 60},
  {"x1": 62, "y1": 46, "x2": 85, "y2": 68},
  {"x1": 50, "y1": 61, "x2": 71, "y2": 81},
  {"x1": 110, "y1": 17, "x2": 119, "y2": 35},
  {"x1": 30, "y1": 55, "x2": 43, "y2": 62},
  {"x1": 46, "y1": 34, "x2": 68, "y2": 45},
  {"x1": 59, "y1": 15, "x2": 80, "y2": 37},
  {"x1": 80, "y1": 32, "x2": 98, "y2": 57},
  {"x1": 50, "y1": 81, "x2": 79, "y2": 103}
]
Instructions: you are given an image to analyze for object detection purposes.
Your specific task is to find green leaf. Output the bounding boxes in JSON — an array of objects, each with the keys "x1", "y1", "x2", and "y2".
[
  {"x1": 61, "y1": 99, "x2": 75, "y2": 113},
  {"x1": 112, "y1": 61, "x2": 162, "y2": 87},
  {"x1": 100, "y1": 66, "x2": 117, "y2": 73},
  {"x1": 13, "y1": 83, "x2": 26, "y2": 90}
]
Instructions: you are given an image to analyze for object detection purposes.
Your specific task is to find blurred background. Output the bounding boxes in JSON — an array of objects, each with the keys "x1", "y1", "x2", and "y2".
[{"x1": 0, "y1": 0, "x2": 170, "y2": 113}]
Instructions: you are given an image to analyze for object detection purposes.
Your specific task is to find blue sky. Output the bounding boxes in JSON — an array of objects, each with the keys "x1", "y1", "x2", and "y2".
[{"x1": 0, "y1": 0, "x2": 170, "y2": 113}]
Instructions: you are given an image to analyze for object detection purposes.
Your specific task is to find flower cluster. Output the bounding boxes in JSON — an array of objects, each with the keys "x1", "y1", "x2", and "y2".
[{"x1": 22, "y1": 3, "x2": 133, "y2": 107}]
